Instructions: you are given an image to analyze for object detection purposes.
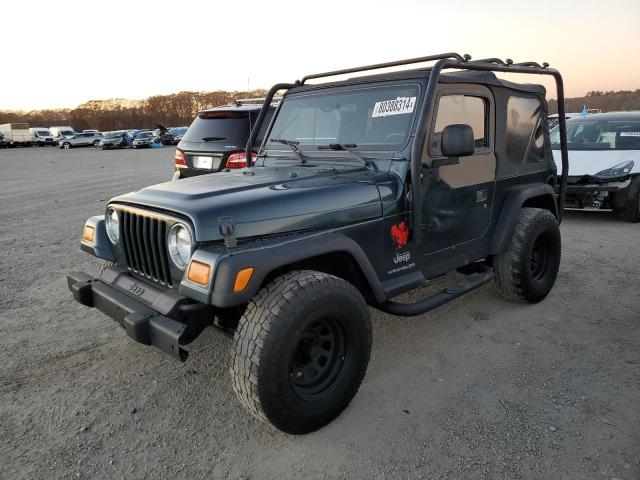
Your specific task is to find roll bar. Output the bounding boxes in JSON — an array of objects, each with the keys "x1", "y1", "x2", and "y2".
[{"x1": 246, "y1": 53, "x2": 569, "y2": 245}]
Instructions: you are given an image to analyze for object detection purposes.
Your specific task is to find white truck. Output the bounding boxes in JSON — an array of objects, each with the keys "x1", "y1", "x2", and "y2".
[
  {"x1": 50, "y1": 126, "x2": 76, "y2": 140},
  {"x1": 0, "y1": 123, "x2": 31, "y2": 146}
]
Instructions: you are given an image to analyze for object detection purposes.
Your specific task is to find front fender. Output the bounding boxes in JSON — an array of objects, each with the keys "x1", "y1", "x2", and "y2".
[
  {"x1": 180, "y1": 231, "x2": 386, "y2": 308},
  {"x1": 80, "y1": 215, "x2": 116, "y2": 261}
]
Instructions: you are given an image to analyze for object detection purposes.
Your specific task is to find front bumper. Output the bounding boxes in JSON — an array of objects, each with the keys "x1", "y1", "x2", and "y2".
[
  {"x1": 565, "y1": 179, "x2": 631, "y2": 210},
  {"x1": 67, "y1": 267, "x2": 212, "y2": 361}
]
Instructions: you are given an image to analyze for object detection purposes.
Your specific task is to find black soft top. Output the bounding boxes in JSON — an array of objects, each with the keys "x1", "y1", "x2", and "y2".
[{"x1": 289, "y1": 68, "x2": 546, "y2": 96}]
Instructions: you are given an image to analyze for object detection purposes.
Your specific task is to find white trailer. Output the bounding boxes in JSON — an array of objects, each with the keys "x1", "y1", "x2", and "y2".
[{"x1": 0, "y1": 123, "x2": 31, "y2": 146}]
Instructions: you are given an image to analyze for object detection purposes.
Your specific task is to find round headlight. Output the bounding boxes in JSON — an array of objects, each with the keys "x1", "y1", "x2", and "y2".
[
  {"x1": 168, "y1": 224, "x2": 193, "y2": 269},
  {"x1": 105, "y1": 208, "x2": 119, "y2": 244}
]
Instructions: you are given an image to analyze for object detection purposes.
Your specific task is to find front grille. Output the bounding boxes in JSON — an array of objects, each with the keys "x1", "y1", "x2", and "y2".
[{"x1": 120, "y1": 210, "x2": 173, "y2": 286}]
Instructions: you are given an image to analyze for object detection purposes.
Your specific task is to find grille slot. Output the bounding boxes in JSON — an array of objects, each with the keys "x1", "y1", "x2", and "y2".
[{"x1": 120, "y1": 210, "x2": 173, "y2": 286}]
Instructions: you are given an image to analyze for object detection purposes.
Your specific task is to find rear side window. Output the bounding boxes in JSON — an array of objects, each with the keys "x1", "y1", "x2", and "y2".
[
  {"x1": 506, "y1": 97, "x2": 544, "y2": 163},
  {"x1": 433, "y1": 95, "x2": 488, "y2": 149}
]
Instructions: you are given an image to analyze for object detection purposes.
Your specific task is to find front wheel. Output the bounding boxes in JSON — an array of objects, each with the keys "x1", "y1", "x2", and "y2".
[
  {"x1": 494, "y1": 207, "x2": 561, "y2": 303},
  {"x1": 62, "y1": 142, "x2": 71, "y2": 149},
  {"x1": 231, "y1": 270, "x2": 372, "y2": 434}
]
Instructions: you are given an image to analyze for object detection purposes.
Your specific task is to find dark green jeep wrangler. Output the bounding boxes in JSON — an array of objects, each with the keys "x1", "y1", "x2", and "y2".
[{"x1": 68, "y1": 53, "x2": 569, "y2": 434}]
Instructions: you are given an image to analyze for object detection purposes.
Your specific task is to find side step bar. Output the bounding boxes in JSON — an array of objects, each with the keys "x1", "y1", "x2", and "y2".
[{"x1": 376, "y1": 264, "x2": 494, "y2": 317}]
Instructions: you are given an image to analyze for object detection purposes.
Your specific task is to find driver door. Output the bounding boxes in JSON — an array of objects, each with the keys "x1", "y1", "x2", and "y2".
[{"x1": 420, "y1": 85, "x2": 496, "y2": 255}]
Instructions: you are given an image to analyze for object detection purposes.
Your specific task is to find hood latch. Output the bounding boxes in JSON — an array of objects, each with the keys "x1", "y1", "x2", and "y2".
[{"x1": 219, "y1": 217, "x2": 237, "y2": 248}]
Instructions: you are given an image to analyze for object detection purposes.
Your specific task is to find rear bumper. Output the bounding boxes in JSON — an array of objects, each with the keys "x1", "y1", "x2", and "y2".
[{"x1": 67, "y1": 268, "x2": 212, "y2": 361}]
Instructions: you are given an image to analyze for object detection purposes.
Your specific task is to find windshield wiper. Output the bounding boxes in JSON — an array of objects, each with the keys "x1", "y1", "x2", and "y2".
[
  {"x1": 270, "y1": 138, "x2": 306, "y2": 163},
  {"x1": 317, "y1": 143, "x2": 371, "y2": 168},
  {"x1": 202, "y1": 136, "x2": 226, "y2": 142}
]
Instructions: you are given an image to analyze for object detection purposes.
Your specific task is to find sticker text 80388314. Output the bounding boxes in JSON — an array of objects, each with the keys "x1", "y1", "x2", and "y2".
[{"x1": 372, "y1": 96, "x2": 416, "y2": 118}]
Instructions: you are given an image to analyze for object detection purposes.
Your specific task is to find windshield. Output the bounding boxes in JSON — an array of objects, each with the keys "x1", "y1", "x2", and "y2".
[
  {"x1": 37, "y1": 130, "x2": 51, "y2": 136},
  {"x1": 265, "y1": 85, "x2": 419, "y2": 153},
  {"x1": 551, "y1": 118, "x2": 640, "y2": 150},
  {"x1": 137, "y1": 132, "x2": 153, "y2": 138},
  {"x1": 105, "y1": 131, "x2": 124, "y2": 138},
  {"x1": 169, "y1": 127, "x2": 187, "y2": 135}
]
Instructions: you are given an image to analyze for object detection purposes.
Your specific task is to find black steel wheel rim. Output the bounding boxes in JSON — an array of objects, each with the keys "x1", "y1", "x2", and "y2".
[
  {"x1": 289, "y1": 317, "x2": 349, "y2": 401},
  {"x1": 530, "y1": 233, "x2": 552, "y2": 281}
]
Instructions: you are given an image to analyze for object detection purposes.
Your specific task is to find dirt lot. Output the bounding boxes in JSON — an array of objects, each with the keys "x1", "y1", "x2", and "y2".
[{"x1": 0, "y1": 146, "x2": 638, "y2": 480}]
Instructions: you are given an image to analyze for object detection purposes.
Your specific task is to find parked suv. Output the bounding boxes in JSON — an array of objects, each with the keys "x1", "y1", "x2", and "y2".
[
  {"x1": 67, "y1": 53, "x2": 569, "y2": 434},
  {"x1": 59, "y1": 132, "x2": 103, "y2": 149},
  {"x1": 173, "y1": 101, "x2": 276, "y2": 179},
  {"x1": 551, "y1": 111, "x2": 640, "y2": 221}
]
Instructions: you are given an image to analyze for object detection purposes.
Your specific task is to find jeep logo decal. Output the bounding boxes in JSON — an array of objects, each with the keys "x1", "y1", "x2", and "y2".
[{"x1": 391, "y1": 221, "x2": 409, "y2": 249}]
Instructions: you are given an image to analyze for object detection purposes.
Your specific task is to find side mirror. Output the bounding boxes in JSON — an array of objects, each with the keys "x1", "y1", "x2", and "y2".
[{"x1": 441, "y1": 124, "x2": 475, "y2": 157}]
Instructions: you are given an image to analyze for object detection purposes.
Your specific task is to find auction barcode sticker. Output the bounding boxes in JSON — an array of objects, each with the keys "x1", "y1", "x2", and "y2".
[{"x1": 372, "y1": 96, "x2": 416, "y2": 118}]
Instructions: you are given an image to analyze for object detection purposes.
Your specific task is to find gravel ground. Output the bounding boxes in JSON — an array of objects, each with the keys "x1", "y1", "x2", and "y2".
[{"x1": 1, "y1": 147, "x2": 639, "y2": 480}]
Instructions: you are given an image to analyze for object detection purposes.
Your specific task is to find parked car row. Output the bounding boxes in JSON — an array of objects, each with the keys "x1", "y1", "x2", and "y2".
[{"x1": 0, "y1": 122, "x2": 189, "y2": 149}]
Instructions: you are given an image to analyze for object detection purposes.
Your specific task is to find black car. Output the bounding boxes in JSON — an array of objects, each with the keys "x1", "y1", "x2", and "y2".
[
  {"x1": 154, "y1": 125, "x2": 186, "y2": 146},
  {"x1": 173, "y1": 102, "x2": 276, "y2": 179},
  {"x1": 0, "y1": 134, "x2": 9, "y2": 148},
  {"x1": 68, "y1": 52, "x2": 569, "y2": 434}
]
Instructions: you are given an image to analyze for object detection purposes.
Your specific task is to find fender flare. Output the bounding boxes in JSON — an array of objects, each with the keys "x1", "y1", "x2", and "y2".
[
  {"x1": 193, "y1": 232, "x2": 386, "y2": 308},
  {"x1": 490, "y1": 183, "x2": 557, "y2": 255}
]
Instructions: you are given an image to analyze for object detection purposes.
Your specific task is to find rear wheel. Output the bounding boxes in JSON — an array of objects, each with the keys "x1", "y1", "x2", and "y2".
[
  {"x1": 231, "y1": 270, "x2": 372, "y2": 434},
  {"x1": 615, "y1": 177, "x2": 640, "y2": 222},
  {"x1": 494, "y1": 207, "x2": 561, "y2": 303}
]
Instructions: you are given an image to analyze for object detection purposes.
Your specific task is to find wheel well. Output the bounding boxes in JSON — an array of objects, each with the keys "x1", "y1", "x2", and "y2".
[
  {"x1": 260, "y1": 251, "x2": 375, "y2": 302},
  {"x1": 522, "y1": 193, "x2": 558, "y2": 218}
]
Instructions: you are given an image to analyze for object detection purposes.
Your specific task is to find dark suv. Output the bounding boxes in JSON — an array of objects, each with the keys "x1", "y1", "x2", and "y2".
[
  {"x1": 173, "y1": 101, "x2": 276, "y2": 179},
  {"x1": 67, "y1": 53, "x2": 569, "y2": 435}
]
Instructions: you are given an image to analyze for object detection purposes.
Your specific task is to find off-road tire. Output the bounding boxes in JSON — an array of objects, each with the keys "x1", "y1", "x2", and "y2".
[
  {"x1": 231, "y1": 270, "x2": 372, "y2": 434},
  {"x1": 615, "y1": 176, "x2": 640, "y2": 223},
  {"x1": 494, "y1": 207, "x2": 561, "y2": 303}
]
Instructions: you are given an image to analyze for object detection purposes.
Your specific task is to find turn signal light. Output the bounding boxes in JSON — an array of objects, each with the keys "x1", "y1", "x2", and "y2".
[
  {"x1": 187, "y1": 260, "x2": 211, "y2": 286},
  {"x1": 233, "y1": 267, "x2": 254, "y2": 292},
  {"x1": 82, "y1": 225, "x2": 95, "y2": 242},
  {"x1": 174, "y1": 149, "x2": 187, "y2": 166},
  {"x1": 226, "y1": 152, "x2": 257, "y2": 169}
]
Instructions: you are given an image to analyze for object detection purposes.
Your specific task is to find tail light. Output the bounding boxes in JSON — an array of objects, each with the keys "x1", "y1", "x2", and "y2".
[
  {"x1": 174, "y1": 149, "x2": 187, "y2": 166},
  {"x1": 226, "y1": 152, "x2": 257, "y2": 169}
]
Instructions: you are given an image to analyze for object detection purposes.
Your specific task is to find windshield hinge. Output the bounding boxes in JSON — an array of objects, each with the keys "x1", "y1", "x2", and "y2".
[{"x1": 219, "y1": 217, "x2": 237, "y2": 248}]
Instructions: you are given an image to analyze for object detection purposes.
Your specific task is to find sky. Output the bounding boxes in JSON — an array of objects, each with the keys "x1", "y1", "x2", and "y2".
[{"x1": 2, "y1": 0, "x2": 639, "y2": 111}]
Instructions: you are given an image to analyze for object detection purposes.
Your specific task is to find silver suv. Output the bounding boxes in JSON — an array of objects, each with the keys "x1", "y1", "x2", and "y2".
[{"x1": 59, "y1": 132, "x2": 103, "y2": 149}]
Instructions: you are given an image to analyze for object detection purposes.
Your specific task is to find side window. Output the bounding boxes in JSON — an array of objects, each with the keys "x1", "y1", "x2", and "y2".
[
  {"x1": 433, "y1": 94, "x2": 488, "y2": 153},
  {"x1": 506, "y1": 96, "x2": 544, "y2": 163}
]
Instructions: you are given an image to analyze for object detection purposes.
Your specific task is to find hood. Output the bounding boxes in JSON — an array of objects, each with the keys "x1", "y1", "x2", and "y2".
[
  {"x1": 552, "y1": 149, "x2": 640, "y2": 176},
  {"x1": 111, "y1": 165, "x2": 388, "y2": 241}
]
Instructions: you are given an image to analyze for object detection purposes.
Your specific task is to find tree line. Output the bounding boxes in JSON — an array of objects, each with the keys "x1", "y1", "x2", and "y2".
[
  {"x1": 2, "y1": 88, "x2": 639, "y2": 131},
  {"x1": 0, "y1": 89, "x2": 267, "y2": 131},
  {"x1": 547, "y1": 89, "x2": 640, "y2": 114}
]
